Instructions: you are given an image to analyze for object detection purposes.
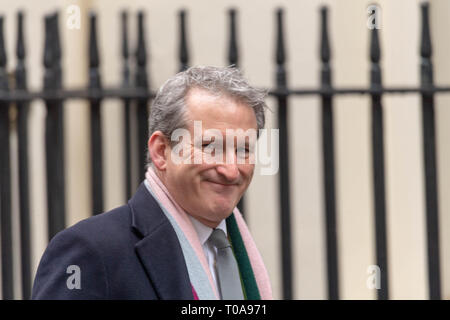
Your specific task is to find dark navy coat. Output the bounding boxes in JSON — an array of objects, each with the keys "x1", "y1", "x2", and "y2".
[{"x1": 32, "y1": 183, "x2": 194, "y2": 299}]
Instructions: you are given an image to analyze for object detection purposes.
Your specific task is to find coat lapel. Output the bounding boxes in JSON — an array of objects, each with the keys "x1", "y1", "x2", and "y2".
[{"x1": 129, "y1": 183, "x2": 193, "y2": 300}]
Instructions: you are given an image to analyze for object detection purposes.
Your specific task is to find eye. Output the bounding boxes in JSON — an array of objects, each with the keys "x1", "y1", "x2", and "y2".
[
  {"x1": 202, "y1": 141, "x2": 221, "y2": 155},
  {"x1": 236, "y1": 147, "x2": 250, "y2": 158}
]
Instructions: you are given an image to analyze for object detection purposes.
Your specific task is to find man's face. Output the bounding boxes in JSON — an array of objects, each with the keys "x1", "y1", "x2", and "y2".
[{"x1": 162, "y1": 88, "x2": 258, "y2": 228}]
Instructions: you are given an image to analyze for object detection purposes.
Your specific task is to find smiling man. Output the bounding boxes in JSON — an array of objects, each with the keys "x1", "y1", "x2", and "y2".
[{"x1": 32, "y1": 66, "x2": 273, "y2": 300}]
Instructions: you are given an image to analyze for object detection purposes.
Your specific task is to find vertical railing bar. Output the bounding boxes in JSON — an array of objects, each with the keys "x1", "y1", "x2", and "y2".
[
  {"x1": 136, "y1": 11, "x2": 149, "y2": 178},
  {"x1": 54, "y1": 12, "x2": 65, "y2": 235},
  {"x1": 275, "y1": 8, "x2": 293, "y2": 300},
  {"x1": 419, "y1": 2, "x2": 441, "y2": 300},
  {"x1": 179, "y1": 9, "x2": 189, "y2": 72},
  {"x1": 227, "y1": 8, "x2": 245, "y2": 219},
  {"x1": 369, "y1": 25, "x2": 389, "y2": 300},
  {"x1": 0, "y1": 14, "x2": 14, "y2": 300},
  {"x1": 88, "y1": 12, "x2": 104, "y2": 215},
  {"x1": 15, "y1": 10, "x2": 32, "y2": 299},
  {"x1": 320, "y1": 6, "x2": 339, "y2": 300},
  {"x1": 121, "y1": 11, "x2": 132, "y2": 199},
  {"x1": 44, "y1": 13, "x2": 66, "y2": 240},
  {"x1": 43, "y1": 15, "x2": 54, "y2": 239}
]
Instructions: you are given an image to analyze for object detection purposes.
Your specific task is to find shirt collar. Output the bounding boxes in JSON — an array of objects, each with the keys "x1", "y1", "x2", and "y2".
[{"x1": 188, "y1": 215, "x2": 227, "y2": 246}]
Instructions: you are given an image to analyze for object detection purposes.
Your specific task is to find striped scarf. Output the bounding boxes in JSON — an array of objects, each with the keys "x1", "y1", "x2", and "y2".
[{"x1": 144, "y1": 166, "x2": 272, "y2": 300}]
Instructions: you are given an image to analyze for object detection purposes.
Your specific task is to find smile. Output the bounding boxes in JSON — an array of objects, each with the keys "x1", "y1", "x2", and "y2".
[{"x1": 206, "y1": 180, "x2": 237, "y2": 188}]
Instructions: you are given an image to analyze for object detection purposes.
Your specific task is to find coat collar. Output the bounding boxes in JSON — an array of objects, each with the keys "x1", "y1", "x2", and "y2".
[{"x1": 129, "y1": 182, "x2": 194, "y2": 300}]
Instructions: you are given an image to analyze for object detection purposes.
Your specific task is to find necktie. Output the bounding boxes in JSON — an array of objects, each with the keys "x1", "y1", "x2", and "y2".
[{"x1": 208, "y1": 228, "x2": 244, "y2": 300}]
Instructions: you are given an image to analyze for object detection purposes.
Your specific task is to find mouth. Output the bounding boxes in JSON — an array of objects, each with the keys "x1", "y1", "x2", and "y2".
[
  {"x1": 205, "y1": 180, "x2": 238, "y2": 189},
  {"x1": 208, "y1": 181, "x2": 235, "y2": 186}
]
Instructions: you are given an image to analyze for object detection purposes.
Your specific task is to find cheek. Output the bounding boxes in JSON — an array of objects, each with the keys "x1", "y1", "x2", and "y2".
[
  {"x1": 167, "y1": 165, "x2": 193, "y2": 189},
  {"x1": 180, "y1": 165, "x2": 208, "y2": 190},
  {"x1": 240, "y1": 164, "x2": 255, "y2": 181}
]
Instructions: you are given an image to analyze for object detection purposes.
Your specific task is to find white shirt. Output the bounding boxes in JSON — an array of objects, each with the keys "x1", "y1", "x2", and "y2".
[{"x1": 188, "y1": 215, "x2": 227, "y2": 299}]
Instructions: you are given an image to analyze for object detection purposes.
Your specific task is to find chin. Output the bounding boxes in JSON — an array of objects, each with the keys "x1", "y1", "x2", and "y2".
[{"x1": 209, "y1": 202, "x2": 236, "y2": 218}]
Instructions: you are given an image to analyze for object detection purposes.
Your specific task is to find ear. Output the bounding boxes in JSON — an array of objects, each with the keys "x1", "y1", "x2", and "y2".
[{"x1": 148, "y1": 131, "x2": 169, "y2": 171}]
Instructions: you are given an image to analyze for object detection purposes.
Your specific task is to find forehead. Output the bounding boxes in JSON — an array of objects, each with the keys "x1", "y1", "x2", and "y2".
[{"x1": 184, "y1": 88, "x2": 257, "y2": 131}]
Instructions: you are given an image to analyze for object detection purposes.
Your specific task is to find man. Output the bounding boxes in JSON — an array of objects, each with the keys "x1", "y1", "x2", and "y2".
[{"x1": 32, "y1": 66, "x2": 272, "y2": 300}]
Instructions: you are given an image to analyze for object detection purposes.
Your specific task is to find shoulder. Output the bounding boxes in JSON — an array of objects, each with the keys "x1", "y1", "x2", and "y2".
[
  {"x1": 31, "y1": 204, "x2": 135, "y2": 299},
  {"x1": 47, "y1": 203, "x2": 140, "y2": 271},
  {"x1": 61, "y1": 204, "x2": 133, "y2": 246}
]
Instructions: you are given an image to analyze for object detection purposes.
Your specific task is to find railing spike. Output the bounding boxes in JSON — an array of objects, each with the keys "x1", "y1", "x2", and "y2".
[
  {"x1": 52, "y1": 13, "x2": 61, "y2": 62},
  {"x1": 43, "y1": 15, "x2": 53, "y2": 69},
  {"x1": 89, "y1": 13, "x2": 100, "y2": 69},
  {"x1": 136, "y1": 11, "x2": 147, "y2": 69},
  {"x1": 320, "y1": 6, "x2": 330, "y2": 64},
  {"x1": 0, "y1": 16, "x2": 7, "y2": 68},
  {"x1": 276, "y1": 8, "x2": 285, "y2": 66},
  {"x1": 320, "y1": 6, "x2": 331, "y2": 88},
  {"x1": 17, "y1": 11, "x2": 25, "y2": 62},
  {"x1": 420, "y1": 3, "x2": 432, "y2": 59},
  {"x1": 121, "y1": 11, "x2": 129, "y2": 62},
  {"x1": 179, "y1": 9, "x2": 189, "y2": 71},
  {"x1": 228, "y1": 8, "x2": 238, "y2": 66}
]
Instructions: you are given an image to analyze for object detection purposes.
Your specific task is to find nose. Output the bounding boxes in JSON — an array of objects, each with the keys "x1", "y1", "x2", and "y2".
[
  {"x1": 216, "y1": 163, "x2": 240, "y2": 183},
  {"x1": 216, "y1": 150, "x2": 240, "y2": 182}
]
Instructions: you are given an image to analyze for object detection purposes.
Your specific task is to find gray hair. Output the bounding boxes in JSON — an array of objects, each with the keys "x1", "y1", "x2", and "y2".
[{"x1": 147, "y1": 65, "x2": 267, "y2": 165}]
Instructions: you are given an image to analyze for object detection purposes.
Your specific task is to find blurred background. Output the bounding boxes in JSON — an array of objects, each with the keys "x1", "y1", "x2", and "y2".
[{"x1": 1, "y1": 0, "x2": 450, "y2": 300}]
